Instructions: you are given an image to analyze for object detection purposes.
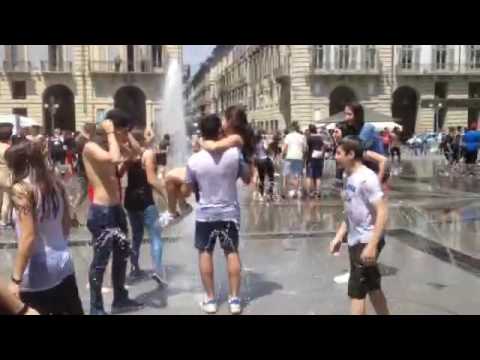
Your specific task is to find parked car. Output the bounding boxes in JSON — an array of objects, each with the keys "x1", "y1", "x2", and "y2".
[{"x1": 407, "y1": 133, "x2": 438, "y2": 147}]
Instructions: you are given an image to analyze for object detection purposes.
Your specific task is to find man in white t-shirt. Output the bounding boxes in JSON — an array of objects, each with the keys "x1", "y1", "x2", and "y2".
[
  {"x1": 282, "y1": 122, "x2": 306, "y2": 198},
  {"x1": 329, "y1": 136, "x2": 390, "y2": 315}
]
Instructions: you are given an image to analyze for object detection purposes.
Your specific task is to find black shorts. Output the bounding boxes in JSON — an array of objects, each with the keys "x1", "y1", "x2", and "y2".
[
  {"x1": 348, "y1": 238, "x2": 386, "y2": 300},
  {"x1": 195, "y1": 221, "x2": 239, "y2": 254},
  {"x1": 20, "y1": 274, "x2": 84, "y2": 315},
  {"x1": 306, "y1": 159, "x2": 324, "y2": 180},
  {"x1": 465, "y1": 151, "x2": 478, "y2": 164}
]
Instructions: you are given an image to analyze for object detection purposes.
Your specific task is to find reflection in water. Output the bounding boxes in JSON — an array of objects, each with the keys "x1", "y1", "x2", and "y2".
[{"x1": 244, "y1": 199, "x2": 344, "y2": 235}]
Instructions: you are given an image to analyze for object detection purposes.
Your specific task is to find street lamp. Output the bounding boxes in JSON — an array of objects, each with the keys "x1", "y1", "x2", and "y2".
[{"x1": 44, "y1": 96, "x2": 60, "y2": 136}]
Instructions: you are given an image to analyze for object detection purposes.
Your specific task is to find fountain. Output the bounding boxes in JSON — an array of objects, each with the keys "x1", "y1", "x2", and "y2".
[{"x1": 158, "y1": 58, "x2": 188, "y2": 168}]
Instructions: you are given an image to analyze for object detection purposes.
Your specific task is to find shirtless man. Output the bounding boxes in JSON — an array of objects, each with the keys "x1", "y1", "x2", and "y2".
[{"x1": 83, "y1": 109, "x2": 143, "y2": 315}]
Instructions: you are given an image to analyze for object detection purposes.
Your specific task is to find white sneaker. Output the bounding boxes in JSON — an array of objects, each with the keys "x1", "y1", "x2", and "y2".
[
  {"x1": 228, "y1": 297, "x2": 242, "y2": 315},
  {"x1": 333, "y1": 272, "x2": 350, "y2": 284},
  {"x1": 288, "y1": 190, "x2": 296, "y2": 199},
  {"x1": 159, "y1": 212, "x2": 179, "y2": 228},
  {"x1": 201, "y1": 298, "x2": 217, "y2": 314}
]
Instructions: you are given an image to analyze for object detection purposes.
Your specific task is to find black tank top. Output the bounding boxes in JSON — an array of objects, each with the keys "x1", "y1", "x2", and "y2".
[{"x1": 124, "y1": 159, "x2": 155, "y2": 212}]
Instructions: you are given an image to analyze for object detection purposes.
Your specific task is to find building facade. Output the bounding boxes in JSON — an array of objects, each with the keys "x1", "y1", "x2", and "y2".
[
  {"x1": 0, "y1": 45, "x2": 182, "y2": 133},
  {"x1": 188, "y1": 45, "x2": 480, "y2": 137}
]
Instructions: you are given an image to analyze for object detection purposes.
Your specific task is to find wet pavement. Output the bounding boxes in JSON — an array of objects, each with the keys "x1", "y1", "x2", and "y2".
[{"x1": 2, "y1": 152, "x2": 480, "y2": 315}]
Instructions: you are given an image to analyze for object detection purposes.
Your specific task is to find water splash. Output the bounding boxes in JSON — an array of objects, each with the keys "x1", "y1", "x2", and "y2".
[{"x1": 158, "y1": 59, "x2": 187, "y2": 168}]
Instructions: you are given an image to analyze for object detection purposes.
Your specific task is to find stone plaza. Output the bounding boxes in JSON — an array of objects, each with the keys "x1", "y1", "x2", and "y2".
[{"x1": 1, "y1": 153, "x2": 480, "y2": 315}]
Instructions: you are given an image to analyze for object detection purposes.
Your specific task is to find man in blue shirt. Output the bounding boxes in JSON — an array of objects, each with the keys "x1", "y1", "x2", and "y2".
[{"x1": 463, "y1": 123, "x2": 480, "y2": 175}]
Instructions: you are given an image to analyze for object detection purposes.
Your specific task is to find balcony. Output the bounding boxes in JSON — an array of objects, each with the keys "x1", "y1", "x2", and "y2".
[
  {"x1": 396, "y1": 62, "x2": 459, "y2": 76},
  {"x1": 90, "y1": 60, "x2": 164, "y2": 74},
  {"x1": 463, "y1": 62, "x2": 480, "y2": 75},
  {"x1": 41, "y1": 61, "x2": 73, "y2": 74},
  {"x1": 3, "y1": 61, "x2": 31, "y2": 73},
  {"x1": 311, "y1": 46, "x2": 381, "y2": 76}
]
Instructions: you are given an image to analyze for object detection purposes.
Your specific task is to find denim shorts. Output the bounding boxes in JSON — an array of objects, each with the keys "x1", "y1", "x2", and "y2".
[
  {"x1": 283, "y1": 159, "x2": 304, "y2": 177},
  {"x1": 195, "y1": 221, "x2": 239, "y2": 254}
]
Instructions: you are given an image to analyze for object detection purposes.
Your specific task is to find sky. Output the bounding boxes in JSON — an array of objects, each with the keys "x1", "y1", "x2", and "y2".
[{"x1": 183, "y1": 45, "x2": 216, "y2": 75}]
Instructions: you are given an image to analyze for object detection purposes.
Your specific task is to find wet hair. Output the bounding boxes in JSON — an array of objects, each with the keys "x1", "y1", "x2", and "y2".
[
  {"x1": 0, "y1": 123, "x2": 13, "y2": 142},
  {"x1": 224, "y1": 105, "x2": 255, "y2": 161},
  {"x1": 92, "y1": 109, "x2": 131, "y2": 149},
  {"x1": 130, "y1": 127, "x2": 146, "y2": 145},
  {"x1": 5, "y1": 140, "x2": 61, "y2": 220},
  {"x1": 308, "y1": 124, "x2": 317, "y2": 134},
  {"x1": 105, "y1": 108, "x2": 132, "y2": 130},
  {"x1": 345, "y1": 101, "x2": 365, "y2": 131},
  {"x1": 200, "y1": 114, "x2": 222, "y2": 140},
  {"x1": 338, "y1": 136, "x2": 364, "y2": 160},
  {"x1": 164, "y1": 134, "x2": 170, "y2": 141}
]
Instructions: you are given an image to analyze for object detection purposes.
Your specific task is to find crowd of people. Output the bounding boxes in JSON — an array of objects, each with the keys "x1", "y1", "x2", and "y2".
[
  {"x1": 0, "y1": 102, "x2": 392, "y2": 316},
  {"x1": 237, "y1": 114, "x2": 403, "y2": 203},
  {"x1": 440, "y1": 124, "x2": 480, "y2": 175}
]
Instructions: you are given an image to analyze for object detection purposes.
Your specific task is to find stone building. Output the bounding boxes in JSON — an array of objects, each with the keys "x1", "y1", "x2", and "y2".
[
  {"x1": 0, "y1": 45, "x2": 182, "y2": 133},
  {"x1": 188, "y1": 45, "x2": 480, "y2": 137}
]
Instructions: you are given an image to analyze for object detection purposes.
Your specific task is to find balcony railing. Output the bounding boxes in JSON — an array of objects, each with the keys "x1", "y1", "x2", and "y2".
[
  {"x1": 395, "y1": 61, "x2": 480, "y2": 75},
  {"x1": 40, "y1": 61, "x2": 73, "y2": 73},
  {"x1": 311, "y1": 46, "x2": 381, "y2": 75},
  {"x1": 90, "y1": 60, "x2": 164, "y2": 74},
  {"x1": 3, "y1": 61, "x2": 31, "y2": 73},
  {"x1": 463, "y1": 62, "x2": 480, "y2": 74}
]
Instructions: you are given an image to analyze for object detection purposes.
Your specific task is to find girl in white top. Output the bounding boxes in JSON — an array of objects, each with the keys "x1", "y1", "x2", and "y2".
[{"x1": 6, "y1": 140, "x2": 83, "y2": 315}]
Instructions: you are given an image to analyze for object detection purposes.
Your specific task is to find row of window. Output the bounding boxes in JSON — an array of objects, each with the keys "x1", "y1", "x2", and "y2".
[
  {"x1": 312, "y1": 45, "x2": 377, "y2": 70},
  {"x1": 254, "y1": 120, "x2": 279, "y2": 132},
  {"x1": 2, "y1": 45, "x2": 164, "y2": 70},
  {"x1": 219, "y1": 81, "x2": 280, "y2": 112},
  {"x1": 397, "y1": 45, "x2": 480, "y2": 69},
  {"x1": 312, "y1": 45, "x2": 480, "y2": 70},
  {"x1": 219, "y1": 46, "x2": 287, "y2": 89}
]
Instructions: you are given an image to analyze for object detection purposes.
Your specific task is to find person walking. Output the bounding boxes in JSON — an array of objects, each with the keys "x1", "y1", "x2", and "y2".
[
  {"x1": 305, "y1": 124, "x2": 325, "y2": 199},
  {"x1": 282, "y1": 122, "x2": 306, "y2": 199},
  {"x1": 6, "y1": 140, "x2": 83, "y2": 315},
  {"x1": 330, "y1": 136, "x2": 390, "y2": 315}
]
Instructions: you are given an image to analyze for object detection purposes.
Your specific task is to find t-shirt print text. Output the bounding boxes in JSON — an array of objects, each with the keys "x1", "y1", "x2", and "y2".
[{"x1": 344, "y1": 183, "x2": 357, "y2": 203}]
